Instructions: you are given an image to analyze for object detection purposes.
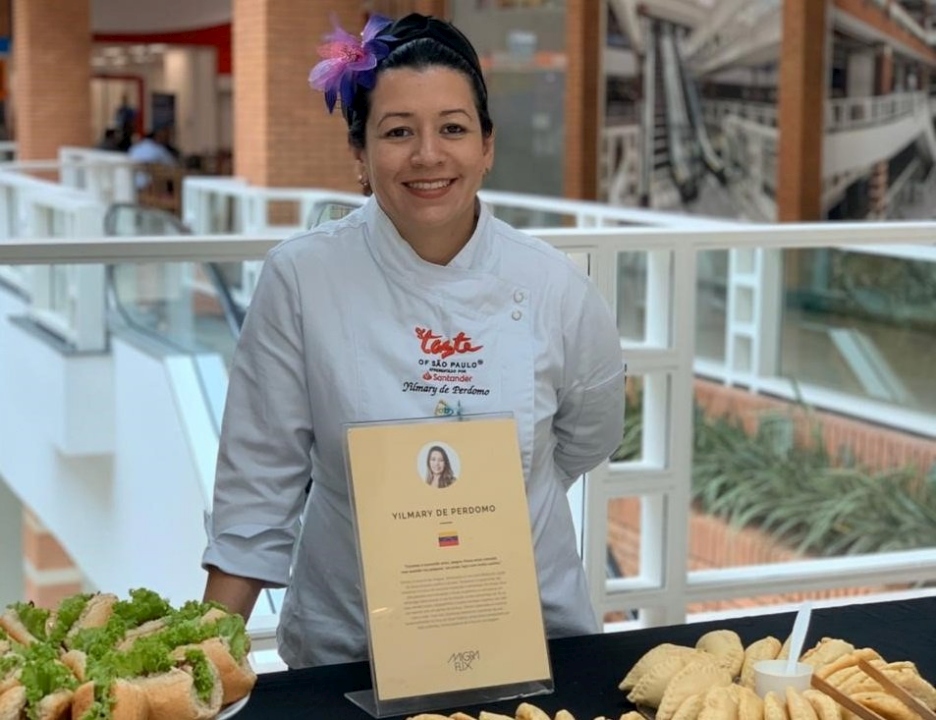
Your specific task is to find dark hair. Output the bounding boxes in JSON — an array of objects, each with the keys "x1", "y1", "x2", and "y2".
[{"x1": 346, "y1": 15, "x2": 493, "y2": 150}]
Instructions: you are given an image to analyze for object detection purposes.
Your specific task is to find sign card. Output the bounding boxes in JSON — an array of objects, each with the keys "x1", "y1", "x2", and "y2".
[{"x1": 346, "y1": 415, "x2": 552, "y2": 703}]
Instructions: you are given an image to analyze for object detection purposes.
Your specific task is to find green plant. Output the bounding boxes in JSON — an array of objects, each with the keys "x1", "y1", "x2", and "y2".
[
  {"x1": 691, "y1": 407, "x2": 936, "y2": 556},
  {"x1": 613, "y1": 388, "x2": 936, "y2": 556}
]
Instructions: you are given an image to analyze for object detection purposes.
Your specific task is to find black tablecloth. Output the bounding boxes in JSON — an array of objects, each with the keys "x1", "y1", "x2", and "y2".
[{"x1": 237, "y1": 597, "x2": 936, "y2": 720}]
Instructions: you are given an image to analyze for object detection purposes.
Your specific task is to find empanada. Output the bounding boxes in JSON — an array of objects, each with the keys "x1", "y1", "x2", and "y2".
[
  {"x1": 671, "y1": 693, "x2": 705, "y2": 720},
  {"x1": 851, "y1": 692, "x2": 920, "y2": 720},
  {"x1": 450, "y1": 714, "x2": 476, "y2": 720},
  {"x1": 824, "y1": 666, "x2": 863, "y2": 689},
  {"x1": 479, "y1": 713, "x2": 514, "y2": 720},
  {"x1": 763, "y1": 692, "x2": 788, "y2": 720},
  {"x1": 736, "y1": 686, "x2": 764, "y2": 720},
  {"x1": 881, "y1": 663, "x2": 936, "y2": 709},
  {"x1": 802, "y1": 689, "x2": 842, "y2": 720},
  {"x1": 785, "y1": 688, "x2": 818, "y2": 720},
  {"x1": 628, "y1": 655, "x2": 696, "y2": 708},
  {"x1": 814, "y1": 649, "x2": 883, "y2": 680},
  {"x1": 698, "y1": 685, "x2": 739, "y2": 720},
  {"x1": 656, "y1": 661, "x2": 734, "y2": 720},
  {"x1": 838, "y1": 659, "x2": 886, "y2": 693},
  {"x1": 555, "y1": 711, "x2": 576, "y2": 720},
  {"x1": 619, "y1": 713, "x2": 645, "y2": 720},
  {"x1": 697, "y1": 631, "x2": 745, "y2": 679},
  {"x1": 516, "y1": 703, "x2": 551, "y2": 720},
  {"x1": 800, "y1": 639, "x2": 855, "y2": 670},
  {"x1": 741, "y1": 638, "x2": 783, "y2": 689},
  {"x1": 619, "y1": 644, "x2": 697, "y2": 691}
]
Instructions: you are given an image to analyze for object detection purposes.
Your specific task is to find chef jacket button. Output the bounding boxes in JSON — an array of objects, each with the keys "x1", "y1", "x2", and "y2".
[
  {"x1": 511, "y1": 310, "x2": 522, "y2": 321},
  {"x1": 514, "y1": 290, "x2": 525, "y2": 303}
]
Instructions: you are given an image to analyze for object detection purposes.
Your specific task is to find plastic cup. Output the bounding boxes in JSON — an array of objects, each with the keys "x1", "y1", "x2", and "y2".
[{"x1": 754, "y1": 659, "x2": 813, "y2": 698}]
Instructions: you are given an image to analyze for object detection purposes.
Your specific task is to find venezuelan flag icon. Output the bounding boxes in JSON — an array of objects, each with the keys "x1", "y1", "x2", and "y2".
[{"x1": 438, "y1": 531, "x2": 459, "y2": 548}]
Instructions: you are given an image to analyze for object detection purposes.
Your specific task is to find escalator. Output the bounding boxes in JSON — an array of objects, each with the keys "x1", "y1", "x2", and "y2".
[
  {"x1": 104, "y1": 203, "x2": 245, "y2": 372},
  {"x1": 675, "y1": 36, "x2": 727, "y2": 184},
  {"x1": 654, "y1": 22, "x2": 703, "y2": 203}
]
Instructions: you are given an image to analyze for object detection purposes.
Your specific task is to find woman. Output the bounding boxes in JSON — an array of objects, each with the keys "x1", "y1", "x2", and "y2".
[
  {"x1": 425, "y1": 445, "x2": 457, "y2": 489},
  {"x1": 201, "y1": 12, "x2": 626, "y2": 668}
]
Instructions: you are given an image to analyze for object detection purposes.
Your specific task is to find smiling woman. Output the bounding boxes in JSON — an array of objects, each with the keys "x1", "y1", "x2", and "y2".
[
  {"x1": 201, "y1": 12, "x2": 626, "y2": 670},
  {"x1": 355, "y1": 66, "x2": 494, "y2": 264}
]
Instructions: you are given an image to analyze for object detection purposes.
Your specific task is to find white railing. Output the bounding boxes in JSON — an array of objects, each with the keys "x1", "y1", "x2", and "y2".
[
  {"x1": 826, "y1": 92, "x2": 926, "y2": 133},
  {"x1": 705, "y1": 92, "x2": 931, "y2": 137},
  {"x1": 721, "y1": 115, "x2": 778, "y2": 221},
  {"x1": 0, "y1": 163, "x2": 109, "y2": 349},
  {"x1": 600, "y1": 124, "x2": 642, "y2": 206},
  {"x1": 703, "y1": 100, "x2": 778, "y2": 128},
  {"x1": 57, "y1": 147, "x2": 136, "y2": 205},
  {"x1": 4, "y1": 221, "x2": 936, "y2": 635}
]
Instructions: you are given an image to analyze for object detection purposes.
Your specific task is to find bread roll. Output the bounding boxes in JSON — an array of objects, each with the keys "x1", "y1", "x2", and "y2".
[
  {"x1": 137, "y1": 662, "x2": 221, "y2": 720},
  {"x1": 71, "y1": 679, "x2": 149, "y2": 720},
  {"x1": 33, "y1": 688, "x2": 73, "y2": 720},
  {"x1": 59, "y1": 651, "x2": 87, "y2": 684},
  {"x1": 0, "y1": 656, "x2": 23, "y2": 695},
  {"x1": 0, "y1": 685, "x2": 26, "y2": 720},
  {"x1": 192, "y1": 637, "x2": 255, "y2": 706},
  {"x1": 115, "y1": 619, "x2": 169, "y2": 653},
  {"x1": 0, "y1": 605, "x2": 46, "y2": 646}
]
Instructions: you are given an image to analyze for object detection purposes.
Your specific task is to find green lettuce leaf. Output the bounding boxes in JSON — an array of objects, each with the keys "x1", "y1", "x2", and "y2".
[
  {"x1": 184, "y1": 649, "x2": 214, "y2": 704},
  {"x1": 11, "y1": 602, "x2": 50, "y2": 641},
  {"x1": 0, "y1": 651, "x2": 25, "y2": 676},
  {"x1": 19, "y1": 643, "x2": 78, "y2": 719},
  {"x1": 48, "y1": 593, "x2": 93, "y2": 645},
  {"x1": 111, "y1": 588, "x2": 172, "y2": 627}
]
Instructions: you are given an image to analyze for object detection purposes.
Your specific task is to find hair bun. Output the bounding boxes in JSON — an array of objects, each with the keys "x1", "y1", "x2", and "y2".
[{"x1": 388, "y1": 13, "x2": 484, "y2": 82}]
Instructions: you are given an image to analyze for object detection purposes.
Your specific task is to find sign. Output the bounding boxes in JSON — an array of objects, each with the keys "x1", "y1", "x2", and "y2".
[{"x1": 345, "y1": 415, "x2": 551, "y2": 714}]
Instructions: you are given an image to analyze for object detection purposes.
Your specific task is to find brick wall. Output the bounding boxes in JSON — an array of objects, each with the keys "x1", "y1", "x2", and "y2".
[
  {"x1": 12, "y1": 0, "x2": 92, "y2": 160},
  {"x1": 607, "y1": 498, "x2": 888, "y2": 618},
  {"x1": 563, "y1": 0, "x2": 601, "y2": 200},
  {"x1": 21, "y1": 510, "x2": 84, "y2": 609},
  {"x1": 369, "y1": 0, "x2": 448, "y2": 17},
  {"x1": 233, "y1": 0, "x2": 363, "y2": 190},
  {"x1": 694, "y1": 379, "x2": 936, "y2": 477}
]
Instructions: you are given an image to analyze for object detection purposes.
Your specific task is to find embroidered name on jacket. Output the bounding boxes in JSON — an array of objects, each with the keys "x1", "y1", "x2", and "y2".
[
  {"x1": 415, "y1": 327, "x2": 483, "y2": 358},
  {"x1": 402, "y1": 326, "x2": 494, "y2": 402}
]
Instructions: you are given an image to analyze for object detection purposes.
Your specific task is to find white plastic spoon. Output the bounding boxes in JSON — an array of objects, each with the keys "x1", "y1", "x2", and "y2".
[{"x1": 785, "y1": 600, "x2": 814, "y2": 674}]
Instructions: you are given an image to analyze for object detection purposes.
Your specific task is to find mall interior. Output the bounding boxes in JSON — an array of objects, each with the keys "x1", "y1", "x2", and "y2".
[{"x1": 0, "y1": 0, "x2": 935, "y2": 672}]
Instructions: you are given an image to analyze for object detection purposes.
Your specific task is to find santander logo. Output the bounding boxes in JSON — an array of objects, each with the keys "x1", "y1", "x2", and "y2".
[{"x1": 415, "y1": 327, "x2": 483, "y2": 359}]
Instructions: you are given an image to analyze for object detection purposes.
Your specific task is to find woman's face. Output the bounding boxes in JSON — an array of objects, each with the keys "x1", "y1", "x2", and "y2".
[
  {"x1": 429, "y1": 450, "x2": 446, "y2": 476},
  {"x1": 354, "y1": 66, "x2": 494, "y2": 253}
]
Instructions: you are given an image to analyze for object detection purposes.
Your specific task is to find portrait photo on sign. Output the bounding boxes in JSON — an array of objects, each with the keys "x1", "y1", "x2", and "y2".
[{"x1": 417, "y1": 442, "x2": 461, "y2": 489}]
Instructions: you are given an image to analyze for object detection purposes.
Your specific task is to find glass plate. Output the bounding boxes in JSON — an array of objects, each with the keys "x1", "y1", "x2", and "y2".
[{"x1": 217, "y1": 694, "x2": 251, "y2": 720}]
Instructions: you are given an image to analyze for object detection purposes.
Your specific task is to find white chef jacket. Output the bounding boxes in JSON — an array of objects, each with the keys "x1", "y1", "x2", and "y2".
[{"x1": 202, "y1": 197, "x2": 626, "y2": 668}]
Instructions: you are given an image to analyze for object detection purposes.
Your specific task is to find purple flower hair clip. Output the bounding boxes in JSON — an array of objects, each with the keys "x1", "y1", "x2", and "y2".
[{"x1": 308, "y1": 14, "x2": 397, "y2": 114}]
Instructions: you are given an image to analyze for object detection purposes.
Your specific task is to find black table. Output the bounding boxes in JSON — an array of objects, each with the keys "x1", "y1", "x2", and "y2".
[{"x1": 238, "y1": 597, "x2": 936, "y2": 719}]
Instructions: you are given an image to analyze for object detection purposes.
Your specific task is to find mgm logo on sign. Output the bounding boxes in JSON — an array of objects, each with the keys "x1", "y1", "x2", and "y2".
[{"x1": 448, "y1": 649, "x2": 481, "y2": 672}]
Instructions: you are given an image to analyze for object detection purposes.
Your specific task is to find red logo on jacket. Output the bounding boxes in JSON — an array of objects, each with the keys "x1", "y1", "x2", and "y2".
[{"x1": 415, "y1": 327, "x2": 483, "y2": 359}]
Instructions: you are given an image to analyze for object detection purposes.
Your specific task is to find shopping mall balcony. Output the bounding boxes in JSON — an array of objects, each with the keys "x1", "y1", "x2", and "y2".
[
  {"x1": 2, "y1": 0, "x2": 936, "y2": 674},
  {"x1": 2, "y1": 145, "x2": 936, "y2": 671}
]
